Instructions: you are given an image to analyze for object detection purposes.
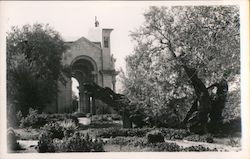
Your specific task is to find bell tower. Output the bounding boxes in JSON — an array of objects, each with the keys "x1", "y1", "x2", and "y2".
[{"x1": 87, "y1": 17, "x2": 118, "y2": 90}]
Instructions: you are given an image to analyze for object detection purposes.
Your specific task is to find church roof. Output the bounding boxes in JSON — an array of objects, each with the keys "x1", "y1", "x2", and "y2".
[{"x1": 65, "y1": 36, "x2": 102, "y2": 50}]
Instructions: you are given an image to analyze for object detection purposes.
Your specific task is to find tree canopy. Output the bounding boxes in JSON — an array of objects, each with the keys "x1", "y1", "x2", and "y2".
[
  {"x1": 121, "y1": 6, "x2": 240, "y2": 127},
  {"x1": 7, "y1": 23, "x2": 67, "y2": 115}
]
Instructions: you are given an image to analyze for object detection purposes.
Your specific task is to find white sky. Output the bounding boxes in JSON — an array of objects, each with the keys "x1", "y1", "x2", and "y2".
[
  {"x1": 1, "y1": 1, "x2": 152, "y2": 93},
  {"x1": 1, "y1": 1, "x2": 149, "y2": 72},
  {"x1": 0, "y1": 1, "x2": 247, "y2": 94}
]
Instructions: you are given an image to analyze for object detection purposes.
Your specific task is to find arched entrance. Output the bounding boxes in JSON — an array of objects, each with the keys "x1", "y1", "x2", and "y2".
[{"x1": 71, "y1": 55, "x2": 98, "y2": 114}]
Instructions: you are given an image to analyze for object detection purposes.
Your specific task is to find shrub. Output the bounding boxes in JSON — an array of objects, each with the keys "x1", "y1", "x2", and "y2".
[
  {"x1": 58, "y1": 119, "x2": 78, "y2": 138},
  {"x1": 182, "y1": 145, "x2": 217, "y2": 152},
  {"x1": 147, "y1": 142, "x2": 181, "y2": 152},
  {"x1": 16, "y1": 111, "x2": 23, "y2": 122},
  {"x1": 94, "y1": 127, "x2": 190, "y2": 140},
  {"x1": 54, "y1": 132, "x2": 104, "y2": 152},
  {"x1": 7, "y1": 128, "x2": 22, "y2": 151},
  {"x1": 37, "y1": 132, "x2": 104, "y2": 152},
  {"x1": 146, "y1": 130, "x2": 164, "y2": 143},
  {"x1": 106, "y1": 137, "x2": 147, "y2": 147},
  {"x1": 48, "y1": 113, "x2": 79, "y2": 125},
  {"x1": 184, "y1": 134, "x2": 214, "y2": 143},
  {"x1": 19, "y1": 110, "x2": 79, "y2": 129},
  {"x1": 20, "y1": 108, "x2": 48, "y2": 128},
  {"x1": 94, "y1": 128, "x2": 150, "y2": 138},
  {"x1": 160, "y1": 128, "x2": 190, "y2": 140},
  {"x1": 37, "y1": 131, "x2": 55, "y2": 153},
  {"x1": 91, "y1": 114, "x2": 122, "y2": 122},
  {"x1": 41, "y1": 122, "x2": 64, "y2": 139}
]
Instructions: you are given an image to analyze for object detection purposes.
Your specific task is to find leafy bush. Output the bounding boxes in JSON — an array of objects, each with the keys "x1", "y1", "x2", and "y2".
[
  {"x1": 147, "y1": 142, "x2": 181, "y2": 152},
  {"x1": 53, "y1": 132, "x2": 104, "y2": 152},
  {"x1": 37, "y1": 131, "x2": 104, "y2": 152},
  {"x1": 20, "y1": 108, "x2": 48, "y2": 128},
  {"x1": 106, "y1": 137, "x2": 148, "y2": 149},
  {"x1": 105, "y1": 136, "x2": 219, "y2": 152},
  {"x1": 184, "y1": 134, "x2": 214, "y2": 143},
  {"x1": 94, "y1": 127, "x2": 190, "y2": 140},
  {"x1": 146, "y1": 130, "x2": 164, "y2": 143},
  {"x1": 41, "y1": 122, "x2": 65, "y2": 139},
  {"x1": 182, "y1": 145, "x2": 217, "y2": 152},
  {"x1": 19, "y1": 110, "x2": 79, "y2": 129},
  {"x1": 37, "y1": 131, "x2": 55, "y2": 153},
  {"x1": 7, "y1": 128, "x2": 23, "y2": 151},
  {"x1": 48, "y1": 113, "x2": 79, "y2": 125},
  {"x1": 58, "y1": 119, "x2": 78, "y2": 138},
  {"x1": 160, "y1": 128, "x2": 190, "y2": 140},
  {"x1": 227, "y1": 137, "x2": 241, "y2": 147},
  {"x1": 94, "y1": 127, "x2": 151, "y2": 138},
  {"x1": 91, "y1": 114, "x2": 122, "y2": 122}
]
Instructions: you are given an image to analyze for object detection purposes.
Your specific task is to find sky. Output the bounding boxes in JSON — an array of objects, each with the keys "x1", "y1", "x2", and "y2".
[
  {"x1": 1, "y1": 1, "x2": 245, "y2": 94},
  {"x1": 1, "y1": 1, "x2": 153, "y2": 93},
  {"x1": 2, "y1": 1, "x2": 149, "y2": 71}
]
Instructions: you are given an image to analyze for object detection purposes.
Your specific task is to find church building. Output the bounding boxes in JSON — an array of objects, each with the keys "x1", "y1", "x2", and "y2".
[{"x1": 48, "y1": 19, "x2": 118, "y2": 114}]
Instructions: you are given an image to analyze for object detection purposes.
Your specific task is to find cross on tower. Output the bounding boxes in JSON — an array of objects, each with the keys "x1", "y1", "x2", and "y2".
[{"x1": 95, "y1": 16, "x2": 99, "y2": 27}]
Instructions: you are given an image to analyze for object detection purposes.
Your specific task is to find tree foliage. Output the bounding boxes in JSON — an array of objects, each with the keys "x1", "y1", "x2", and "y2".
[
  {"x1": 121, "y1": 6, "x2": 240, "y2": 127},
  {"x1": 7, "y1": 23, "x2": 67, "y2": 116}
]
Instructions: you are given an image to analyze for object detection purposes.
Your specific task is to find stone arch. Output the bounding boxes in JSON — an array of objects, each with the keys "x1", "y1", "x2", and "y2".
[
  {"x1": 70, "y1": 55, "x2": 98, "y2": 73},
  {"x1": 70, "y1": 55, "x2": 98, "y2": 114}
]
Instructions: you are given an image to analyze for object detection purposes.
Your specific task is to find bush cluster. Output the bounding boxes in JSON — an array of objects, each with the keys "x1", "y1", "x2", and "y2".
[
  {"x1": 20, "y1": 108, "x2": 48, "y2": 128},
  {"x1": 53, "y1": 132, "x2": 104, "y2": 152},
  {"x1": 184, "y1": 134, "x2": 214, "y2": 143},
  {"x1": 19, "y1": 109, "x2": 79, "y2": 128},
  {"x1": 94, "y1": 127, "x2": 151, "y2": 138},
  {"x1": 106, "y1": 136, "x2": 218, "y2": 152},
  {"x1": 37, "y1": 120, "x2": 103, "y2": 152},
  {"x1": 146, "y1": 130, "x2": 164, "y2": 143},
  {"x1": 159, "y1": 128, "x2": 190, "y2": 140},
  {"x1": 106, "y1": 137, "x2": 146, "y2": 146},
  {"x1": 94, "y1": 127, "x2": 190, "y2": 140},
  {"x1": 91, "y1": 114, "x2": 122, "y2": 122},
  {"x1": 47, "y1": 114, "x2": 79, "y2": 125},
  {"x1": 147, "y1": 142, "x2": 181, "y2": 152},
  {"x1": 182, "y1": 145, "x2": 217, "y2": 152}
]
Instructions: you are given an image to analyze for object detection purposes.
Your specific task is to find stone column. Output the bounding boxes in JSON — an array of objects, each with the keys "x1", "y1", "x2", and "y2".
[{"x1": 78, "y1": 91, "x2": 84, "y2": 113}]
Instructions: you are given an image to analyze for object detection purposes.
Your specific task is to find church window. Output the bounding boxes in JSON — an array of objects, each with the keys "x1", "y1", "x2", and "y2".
[{"x1": 104, "y1": 37, "x2": 109, "y2": 48}]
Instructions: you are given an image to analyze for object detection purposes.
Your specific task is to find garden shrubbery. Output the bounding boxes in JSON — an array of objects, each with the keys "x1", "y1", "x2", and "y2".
[
  {"x1": 106, "y1": 136, "x2": 218, "y2": 152},
  {"x1": 94, "y1": 127, "x2": 190, "y2": 140},
  {"x1": 20, "y1": 108, "x2": 48, "y2": 128},
  {"x1": 146, "y1": 142, "x2": 181, "y2": 151},
  {"x1": 184, "y1": 134, "x2": 214, "y2": 143},
  {"x1": 53, "y1": 132, "x2": 104, "y2": 152},
  {"x1": 19, "y1": 108, "x2": 79, "y2": 128},
  {"x1": 159, "y1": 128, "x2": 190, "y2": 140},
  {"x1": 91, "y1": 114, "x2": 122, "y2": 122},
  {"x1": 146, "y1": 130, "x2": 164, "y2": 143},
  {"x1": 182, "y1": 145, "x2": 217, "y2": 152},
  {"x1": 94, "y1": 127, "x2": 151, "y2": 138},
  {"x1": 37, "y1": 120, "x2": 103, "y2": 152}
]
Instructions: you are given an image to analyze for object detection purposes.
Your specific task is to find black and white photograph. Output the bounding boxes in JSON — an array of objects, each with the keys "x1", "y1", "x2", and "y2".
[{"x1": 0, "y1": 0, "x2": 249, "y2": 158}]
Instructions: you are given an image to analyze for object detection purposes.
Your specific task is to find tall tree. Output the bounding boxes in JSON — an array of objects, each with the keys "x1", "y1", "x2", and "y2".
[
  {"x1": 122, "y1": 6, "x2": 240, "y2": 132},
  {"x1": 7, "y1": 23, "x2": 67, "y2": 117}
]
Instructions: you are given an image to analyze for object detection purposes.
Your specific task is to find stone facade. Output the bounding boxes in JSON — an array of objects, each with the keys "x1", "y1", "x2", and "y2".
[{"x1": 55, "y1": 25, "x2": 118, "y2": 114}]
